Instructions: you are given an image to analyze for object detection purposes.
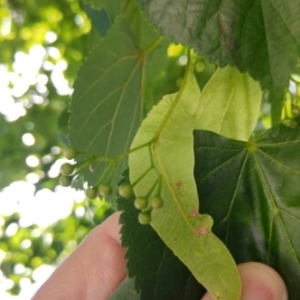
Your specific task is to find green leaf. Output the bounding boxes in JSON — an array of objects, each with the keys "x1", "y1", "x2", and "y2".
[
  {"x1": 84, "y1": 0, "x2": 122, "y2": 22},
  {"x1": 194, "y1": 121, "x2": 300, "y2": 299},
  {"x1": 124, "y1": 1, "x2": 162, "y2": 50},
  {"x1": 129, "y1": 66, "x2": 241, "y2": 299},
  {"x1": 195, "y1": 66, "x2": 262, "y2": 141},
  {"x1": 84, "y1": 5, "x2": 112, "y2": 37},
  {"x1": 70, "y1": 19, "x2": 142, "y2": 187},
  {"x1": 108, "y1": 277, "x2": 139, "y2": 300},
  {"x1": 116, "y1": 189, "x2": 205, "y2": 300},
  {"x1": 137, "y1": 0, "x2": 300, "y2": 125},
  {"x1": 70, "y1": 17, "x2": 167, "y2": 189}
]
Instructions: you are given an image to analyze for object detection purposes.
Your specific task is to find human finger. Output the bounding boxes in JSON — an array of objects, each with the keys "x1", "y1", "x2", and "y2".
[
  {"x1": 201, "y1": 262, "x2": 288, "y2": 300},
  {"x1": 32, "y1": 212, "x2": 127, "y2": 300}
]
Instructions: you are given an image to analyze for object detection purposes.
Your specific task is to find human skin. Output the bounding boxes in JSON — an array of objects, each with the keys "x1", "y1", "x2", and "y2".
[{"x1": 32, "y1": 212, "x2": 288, "y2": 300}]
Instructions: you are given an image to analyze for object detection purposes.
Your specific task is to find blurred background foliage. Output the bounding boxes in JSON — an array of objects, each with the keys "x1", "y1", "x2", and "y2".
[
  {"x1": 0, "y1": 0, "x2": 103, "y2": 297},
  {"x1": 0, "y1": 0, "x2": 91, "y2": 190},
  {"x1": 0, "y1": 0, "x2": 207, "y2": 297}
]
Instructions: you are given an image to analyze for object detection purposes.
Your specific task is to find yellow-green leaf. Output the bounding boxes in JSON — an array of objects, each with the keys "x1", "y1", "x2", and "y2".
[
  {"x1": 129, "y1": 66, "x2": 241, "y2": 300},
  {"x1": 195, "y1": 66, "x2": 262, "y2": 141}
]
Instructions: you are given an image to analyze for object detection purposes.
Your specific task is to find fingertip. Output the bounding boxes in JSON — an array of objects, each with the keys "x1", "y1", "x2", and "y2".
[
  {"x1": 238, "y1": 262, "x2": 288, "y2": 300},
  {"x1": 200, "y1": 262, "x2": 288, "y2": 300},
  {"x1": 83, "y1": 211, "x2": 123, "y2": 244},
  {"x1": 32, "y1": 212, "x2": 127, "y2": 300}
]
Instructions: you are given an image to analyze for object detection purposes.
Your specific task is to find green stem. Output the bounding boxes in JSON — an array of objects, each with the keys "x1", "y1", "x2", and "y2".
[
  {"x1": 144, "y1": 36, "x2": 163, "y2": 55},
  {"x1": 95, "y1": 160, "x2": 116, "y2": 187},
  {"x1": 145, "y1": 176, "x2": 160, "y2": 198},
  {"x1": 148, "y1": 144, "x2": 156, "y2": 168},
  {"x1": 123, "y1": 0, "x2": 131, "y2": 14},
  {"x1": 156, "y1": 175, "x2": 162, "y2": 195},
  {"x1": 115, "y1": 141, "x2": 152, "y2": 160},
  {"x1": 92, "y1": 140, "x2": 151, "y2": 165},
  {"x1": 74, "y1": 157, "x2": 95, "y2": 175},
  {"x1": 131, "y1": 166, "x2": 153, "y2": 188},
  {"x1": 107, "y1": 161, "x2": 117, "y2": 184},
  {"x1": 94, "y1": 156, "x2": 114, "y2": 163},
  {"x1": 152, "y1": 49, "x2": 192, "y2": 142}
]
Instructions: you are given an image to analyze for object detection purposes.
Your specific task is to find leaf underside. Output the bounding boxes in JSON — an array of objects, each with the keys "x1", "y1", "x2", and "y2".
[
  {"x1": 69, "y1": 12, "x2": 167, "y2": 188},
  {"x1": 118, "y1": 120, "x2": 300, "y2": 299},
  {"x1": 70, "y1": 20, "x2": 143, "y2": 189},
  {"x1": 194, "y1": 65, "x2": 262, "y2": 141},
  {"x1": 137, "y1": 0, "x2": 300, "y2": 125}
]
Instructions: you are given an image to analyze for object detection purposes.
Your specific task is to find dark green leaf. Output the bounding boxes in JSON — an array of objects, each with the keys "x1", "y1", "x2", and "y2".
[
  {"x1": 194, "y1": 121, "x2": 300, "y2": 299},
  {"x1": 84, "y1": 0, "x2": 122, "y2": 22},
  {"x1": 84, "y1": 5, "x2": 112, "y2": 37},
  {"x1": 117, "y1": 193, "x2": 205, "y2": 300},
  {"x1": 137, "y1": 0, "x2": 300, "y2": 125}
]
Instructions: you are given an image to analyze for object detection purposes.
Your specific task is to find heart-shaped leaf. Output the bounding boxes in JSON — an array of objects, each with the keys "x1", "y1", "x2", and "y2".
[
  {"x1": 194, "y1": 121, "x2": 300, "y2": 298},
  {"x1": 70, "y1": 19, "x2": 143, "y2": 188},
  {"x1": 69, "y1": 14, "x2": 167, "y2": 189}
]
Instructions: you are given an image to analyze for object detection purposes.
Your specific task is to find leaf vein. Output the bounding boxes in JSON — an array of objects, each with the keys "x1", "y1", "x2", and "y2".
[
  {"x1": 199, "y1": 149, "x2": 245, "y2": 183},
  {"x1": 76, "y1": 54, "x2": 138, "y2": 102},
  {"x1": 105, "y1": 60, "x2": 141, "y2": 155},
  {"x1": 224, "y1": 152, "x2": 249, "y2": 244},
  {"x1": 256, "y1": 148, "x2": 300, "y2": 175}
]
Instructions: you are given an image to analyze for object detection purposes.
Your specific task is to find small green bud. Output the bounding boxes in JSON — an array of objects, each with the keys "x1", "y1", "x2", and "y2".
[
  {"x1": 98, "y1": 183, "x2": 113, "y2": 197},
  {"x1": 85, "y1": 187, "x2": 98, "y2": 199},
  {"x1": 138, "y1": 211, "x2": 151, "y2": 225},
  {"x1": 150, "y1": 196, "x2": 163, "y2": 209},
  {"x1": 64, "y1": 147, "x2": 76, "y2": 160},
  {"x1": 60, "y1": 163, "x2": 75, "y2": 176},
  {"x1": 60, "y1": 175, "x2": 72, "y2": 187},
  {"x1": 118, "y1": 182, "x2": 133, "y2": 199},
  {"x1": 134, "y1": 197, "x2": 148, "y2": 210}
]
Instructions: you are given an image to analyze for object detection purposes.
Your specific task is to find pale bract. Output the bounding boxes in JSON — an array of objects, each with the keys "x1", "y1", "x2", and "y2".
[
  {"x1": 195, "y1": 65, "x2": 262, "y2": 141},
  {"x1": 129, "y1": 65, "x2": 241, "y2": 300}
]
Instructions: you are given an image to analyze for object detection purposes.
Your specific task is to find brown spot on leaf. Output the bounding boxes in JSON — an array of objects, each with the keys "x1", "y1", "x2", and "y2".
[
  {"x1": 175, "y1": 181, "x2": 182, "y2": 189},
  {"x1": 190, "y1": 206, "x2": 198, "y2": 218},
  {"x1": 194, "y1": 226, "x2": 209, "y2": 237}
]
